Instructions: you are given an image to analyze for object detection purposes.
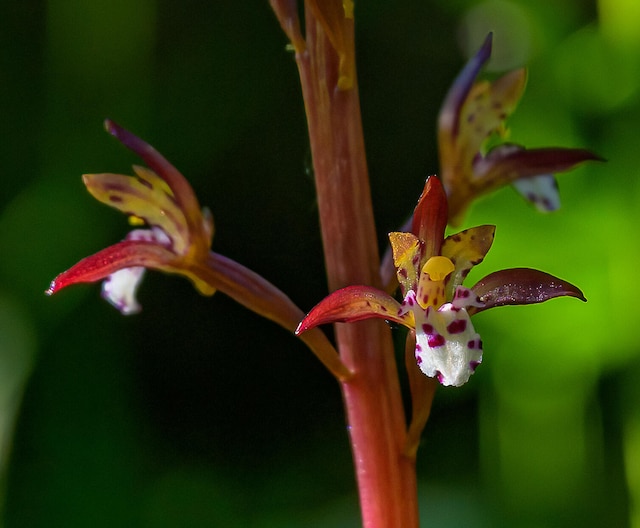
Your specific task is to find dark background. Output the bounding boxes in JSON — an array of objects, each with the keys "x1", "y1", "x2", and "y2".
[{"x1": 0, "y1": 0, "x2": 637, "y2": 526}]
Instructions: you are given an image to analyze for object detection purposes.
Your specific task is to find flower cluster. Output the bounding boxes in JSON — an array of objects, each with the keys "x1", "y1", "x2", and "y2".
[{"x1": 296, "y1": 176, "x2": 585, "y2": 386}]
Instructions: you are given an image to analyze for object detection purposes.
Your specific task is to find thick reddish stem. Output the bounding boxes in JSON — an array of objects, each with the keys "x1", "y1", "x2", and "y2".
[{"x1": 288, "y1": 5, "x2": 420, "y2": 527}]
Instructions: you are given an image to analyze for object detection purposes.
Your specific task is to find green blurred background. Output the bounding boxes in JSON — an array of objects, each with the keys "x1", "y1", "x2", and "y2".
[{"x1": 0, "y1": 0, "x2": 638, "y2": 526}]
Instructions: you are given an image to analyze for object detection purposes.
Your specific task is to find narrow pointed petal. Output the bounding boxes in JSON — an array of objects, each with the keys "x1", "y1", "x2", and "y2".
[
  {"x1": 45, "y1": 240, "x2": 179, "y2": 295},
  {"x1": 441, "y1": 225, "x2": 495, "y2": 297},
  {"x1": 469, "y1": 267, "x2": 586, "y2": 314},
  {"x1": 83, "y1": 169, "x2": 190, "y2": 253},
  {"x1": 438, "y1": 33, "x2": 493, "y2": 140},
  {"x1": 512, "y1": 174, "x2": 560, "y2": 212},
  {"x1": 389, "y1": 231, "x2": 422, "y2": 295},
  {"x1": 295, "y1": 285, "x2": 407, "y2": 334},
  {"x1": 474, "y1": 144, "x2": 603, "y2": 189},
  {"x1": 411, "y1": 176, "x2": 448, "y2": 256},
  {"x1": 104, "y1": 120, "x2": 208, "y2": 248}
]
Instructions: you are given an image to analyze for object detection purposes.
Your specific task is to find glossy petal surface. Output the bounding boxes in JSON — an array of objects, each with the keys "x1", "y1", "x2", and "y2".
[
  {"x1": 470, "y1": 267, "x2": 586, "y2": 314},
  {"x1": 411, "y1": 176, "x2": 448, "y2": 256},
  {"x1": 296, "y1": 285, "x2": 408, "y2": 334}
]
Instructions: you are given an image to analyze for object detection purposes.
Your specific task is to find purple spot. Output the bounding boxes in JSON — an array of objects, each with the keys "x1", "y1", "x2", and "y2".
[
  {"x1": 436, "y1": 371, "x2": 445, "y2": 384},
  {"x1": 469, "y1": 360, "x2": 481, "y2": 372},
  {"x1": 406, "y1": 297, "x2": 415, "y2": 306},
  {"x1": 467, "y1": 338, "x2": 483, "y2": 350},
  {"x1": 456, "y1": 289, "x2": 470, "y2": 299},
  {"x1": 447, "y1": 319, "x2": 467, "y2": 334},
  {"x1": 135, "y1": 176, "x2": 153, "y2": 189},
  {"x1": 399, "y1": 268, "x2": 408, "y2": 279},
  {"x1": 428, "y1": 334, "x2": 445, "y2": 347},
  {"x1": 421, "y1": 294, "x2": 429, "y2": 305},
  {"x1": 422, "y1": 323, "x2": 434, "y2": 334},
  {"x1": 415, "y1": 354, "x2": 422, "y2": 365},
  {"x1": 108, "y1": 195, "x2": 123, "y2": 203},
  {"x1": 415, "y1": 344, "x2": 422, "y2": 352},
  {"x1": 380, "y1": 305, "x2": 388, "y2": 312}
]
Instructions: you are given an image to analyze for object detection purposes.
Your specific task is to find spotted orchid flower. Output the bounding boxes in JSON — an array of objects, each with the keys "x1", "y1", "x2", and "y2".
[
  {"x1": 438, "y1": 33, "x2": 601, "y2": 224},
  {"x1": 45, "y1": 120, "x2": 351, "y2": 378},
  {"x1": 46, "y1": 119, "x2": 216, "y2": 314},
  {"x1": 296, "y1": 176, "x2": 585, "y2": 386}
]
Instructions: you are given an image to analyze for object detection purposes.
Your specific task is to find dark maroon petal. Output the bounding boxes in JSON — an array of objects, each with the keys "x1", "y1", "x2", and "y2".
[
  {"x1": 295, "y1": 285, "x2": 405, "y2": 334},
  {"x1": 475, "y1": 144, "x2": 604, "y2": 186},
  {"x1": 438, "y1": 33, "x2": 493, "y2": 139},
  {"x1": 46, "y1": 240, "x2": 176, "y2": 295},
  {"x1": 469, "y1": 267, "x2": 586, "y2": 314},
  {"x1": 411, "y1": 176, "x2": 448, "y2": 257}
]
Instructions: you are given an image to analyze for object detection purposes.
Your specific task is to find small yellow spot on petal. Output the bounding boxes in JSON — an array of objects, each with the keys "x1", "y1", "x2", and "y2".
[
  {"x1": 128, "y1": 215, "x2": 145, "y2": 226},
  {"x1": 422, "y1": 256, "x2": 455, "y2": 281}
]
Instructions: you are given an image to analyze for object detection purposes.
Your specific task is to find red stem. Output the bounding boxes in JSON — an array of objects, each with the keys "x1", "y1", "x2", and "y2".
[{"x1": 291, "y1": 6, "x2": 419, "y2": 527}]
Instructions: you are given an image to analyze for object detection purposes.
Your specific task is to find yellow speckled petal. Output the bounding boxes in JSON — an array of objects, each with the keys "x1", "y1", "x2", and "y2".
[
  {"x1": 441, "y1": 225, "x2": 495, "y2": 299},
  {"x1": 389, "y1": 232, "x2": 423, "y2": 295},
  {"x1": 83, "y1": 167, "x2": 190, "y2": 254},
  {"x1": 459, "y1": 69, "x2": 527, "y2": 169}
]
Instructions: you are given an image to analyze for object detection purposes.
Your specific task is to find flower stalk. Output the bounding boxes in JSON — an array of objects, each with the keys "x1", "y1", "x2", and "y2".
[{"x1": 272, "y1": 2, "x2": 419, "y2": 526}]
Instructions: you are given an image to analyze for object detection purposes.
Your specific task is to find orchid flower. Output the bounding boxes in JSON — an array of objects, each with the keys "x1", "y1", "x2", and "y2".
[
  {"x1": 45, "y1": 119, "x2": 351, "y2": 379},
  {"x1": 46, "y1": 119, "x2": 215, "y2": 314},
  {"x1": 438, "y1": 33, "x2": 601, "y2": 224},
  {"x1": 297, "y1": 176, "x2": 585, "y2": 387}
]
